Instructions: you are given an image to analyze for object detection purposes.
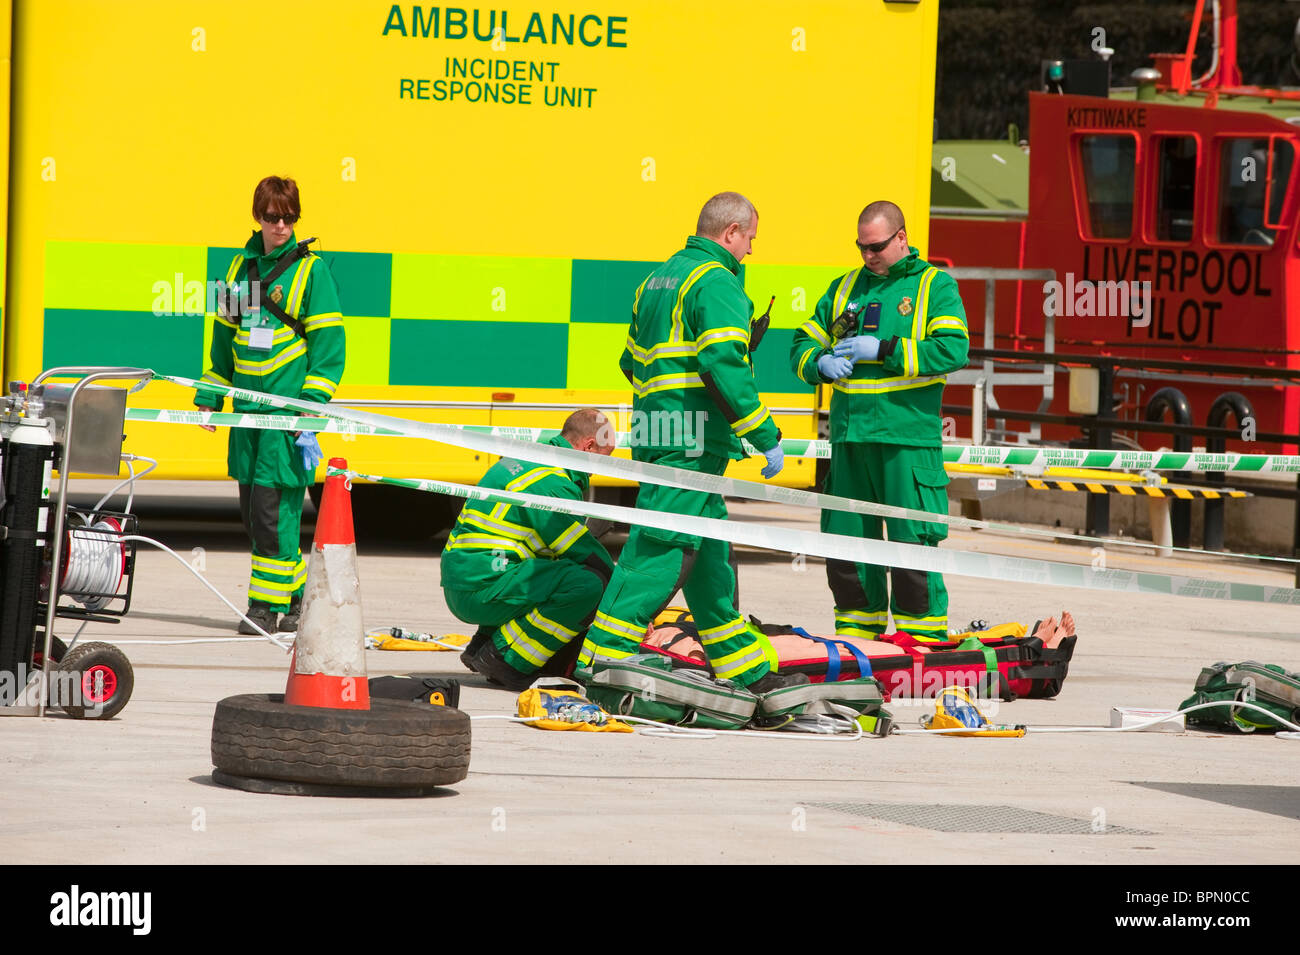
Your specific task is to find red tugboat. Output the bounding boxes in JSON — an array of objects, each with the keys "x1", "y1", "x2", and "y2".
[{"x1": 932, "y1": 0, "x2": 1300, "y2": 455}]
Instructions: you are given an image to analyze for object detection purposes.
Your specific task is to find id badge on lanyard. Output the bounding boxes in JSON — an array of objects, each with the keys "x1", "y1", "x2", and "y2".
[{"x1": 243, "y1": 303, "x2": 275, "y2": 351}]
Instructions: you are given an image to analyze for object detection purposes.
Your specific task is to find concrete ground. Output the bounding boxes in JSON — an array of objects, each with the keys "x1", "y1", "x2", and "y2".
[{"x1": 3, "y1": 481, "x2": 1299, "y2": 865}]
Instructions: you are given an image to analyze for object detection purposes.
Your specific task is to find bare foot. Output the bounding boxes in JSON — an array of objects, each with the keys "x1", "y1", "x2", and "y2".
[
  {"x1": 1032, "y1": 616, "x2": 1057, "y2": 644},
  {"x1": 1047, "y1": 611, "x2": 1075, "y2": 648}
]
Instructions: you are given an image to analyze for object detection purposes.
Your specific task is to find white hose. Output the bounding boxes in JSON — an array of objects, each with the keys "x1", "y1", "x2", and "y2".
[
  {"x1": 892, "y1": 700, "x2": 1300, "y2": 736},
  {"x1": 470, "y1": 711, "x2": 865, "y2": 741},
  {"x1": 91, "y1": 453, "x2": 158, "y2": 514},
  {"x1": 61, "y1": 516, "x2": 127, "y2": 610},
  {"x1": 117, "y1": 535, "x2": 291, "y2": 650}
]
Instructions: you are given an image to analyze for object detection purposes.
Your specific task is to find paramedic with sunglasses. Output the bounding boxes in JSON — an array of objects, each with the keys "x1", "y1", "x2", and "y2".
[
  {"x1": 789, "y1": 201, "x2": 969, "y2": 642},
  {"x1": 195, "y1": 176, "x2": 345, "y2": 635}
]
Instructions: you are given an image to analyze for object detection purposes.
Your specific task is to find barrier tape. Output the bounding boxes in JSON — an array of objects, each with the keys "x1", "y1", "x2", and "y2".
[
  {"x1": 945, "y1": 445, "x2": 1300, "y2": 474},
  {"x1": 141, "y1": 377, "x2": 1300, "y2": 566},
  {"x1": 126, "y1": 406, "x2": 1300, "y2": 473},
  {"x1": 332, "y1": 466, "x2": 1300, "y2": 608}
]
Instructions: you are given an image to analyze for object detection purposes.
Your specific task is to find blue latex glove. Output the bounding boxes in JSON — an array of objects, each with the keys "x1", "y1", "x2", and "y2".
[
  {"x1": 761, "y1": 444, "x2": 784, "y2": 479},
  {"x1": 295, "y1": 431, "x2": 323, "y2": 472},
  {"x1": 833, "y1": 335, "x2": 882, "y2": 363},
  {"x1": 817, "y1": 354, "x2": 854, "y2": 381}
]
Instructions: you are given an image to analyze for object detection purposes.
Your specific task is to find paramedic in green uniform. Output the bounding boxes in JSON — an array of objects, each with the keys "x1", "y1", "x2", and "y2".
[
  {"x1": 444, "y1": 409, "x2": 617, "y2": 691},
  {"x1": 195, "y1": 176, "x2": 345, "y2": 635},
  {"x1": 577, "y1": 192, "x2": 806, "y2": 694},
  {"x1": 789, "y1": 200, "x2": 968, "y2": 641}
]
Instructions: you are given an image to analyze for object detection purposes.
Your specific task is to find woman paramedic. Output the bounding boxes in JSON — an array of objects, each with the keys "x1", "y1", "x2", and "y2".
[{"x1": 195, "y1": 176, "x2": 345, "y2": 635}]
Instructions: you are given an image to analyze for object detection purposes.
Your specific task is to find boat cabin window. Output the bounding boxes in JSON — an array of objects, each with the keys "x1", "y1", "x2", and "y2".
[
  {"x1": 1155, "y1": 136, "x2": 1197, "y2": 242},
  {"x1": 1217, "y1": 138, "x2": 1294, "y2": 246},
  {"x1": 1078, "y1": 134, "x2": 1136, "y2": 239}
]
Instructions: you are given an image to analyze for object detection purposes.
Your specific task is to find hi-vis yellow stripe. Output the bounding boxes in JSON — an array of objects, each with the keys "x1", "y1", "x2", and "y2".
[
  {"x1": 799, "y1": 319, "x2": 831, "y2": 348},
  {"x1": 506, "y1": 466, "x2": 567, "y2": 493},
  {"x1": 831, "y1": 373, "x2": 944, "y2": 395},
  {"x1": 731, "y1": 404, "x2": 771, "y2": 437},
  {"x1": 633, "y1": 371, "x2": 705, "y2": 396},
  {"x1": 912, "y1": 266, "x2": 940, "y2": 341},
  {"x1": 1025, "y1": 479, "x2": 1248, "y2": 499},
  {"x1": 233, "y1": 339, "x2": 307, "y2": 374},
  {"x1": 286, "y1": 255, "x2": 315, "y2": 317},
  {"x1": 669, "y1": 261, "x2": 727, "y2": 343},
  {"x1": 831, "y1": 268, "x2": 861, "y2": 322},
  {"x1": 626, "y1": 337, "x2": 697, "y2": 364}
]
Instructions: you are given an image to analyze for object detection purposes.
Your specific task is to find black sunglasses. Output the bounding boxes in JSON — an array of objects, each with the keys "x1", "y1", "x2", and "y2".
[
  {"x1": 856, "y1": 231, "x2": 899, "y2": 254},
  {"x1": 261, "y1": 212, "x2": 300, "y2": 225}
]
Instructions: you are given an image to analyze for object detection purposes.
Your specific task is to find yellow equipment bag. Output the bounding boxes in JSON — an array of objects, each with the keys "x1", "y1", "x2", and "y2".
[
  {"x1": 517, "y1": 679, "x2": 633, "y2": 733},
  {"x1": 922, "y1": 686, "x2": 1026, "y2": 738},
  {"x1": 364, "y1": 628, "x2": 471, "y2": 651}
]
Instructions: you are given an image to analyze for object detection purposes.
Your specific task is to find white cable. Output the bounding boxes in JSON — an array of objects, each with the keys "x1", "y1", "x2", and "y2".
[
  {"x1": 92, "y1": 637, "x2": 294, "y2": 646},
  {"x1": 118, "y1": 535, "x2": 291, "y2": 650},
  {"x1": 91, "y1": 453, "x2": 157, "y2": 514},
  {"x1": 470, "y1": 711, "x2": 865, "y2": 741},
  {"x1": 892, "y1": 700, "x2": 1300, "y2": 736}
]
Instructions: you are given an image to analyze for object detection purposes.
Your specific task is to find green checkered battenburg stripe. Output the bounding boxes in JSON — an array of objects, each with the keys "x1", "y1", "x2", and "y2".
[{"x1": 41, "y1": 242, "x2": 843, "y2": 393}]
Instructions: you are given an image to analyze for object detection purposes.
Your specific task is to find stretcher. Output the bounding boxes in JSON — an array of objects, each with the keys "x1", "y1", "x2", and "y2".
[{"x1": 642, "y1": 610, "x2": 1076, "y2": 702}]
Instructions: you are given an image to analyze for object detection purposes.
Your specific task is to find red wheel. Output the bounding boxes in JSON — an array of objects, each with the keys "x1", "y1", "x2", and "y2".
[
  {"x1": 57, "y1": 642, "x2": 133, "y2": 720},
  {"x1": 81, "y1": 664, "x2": 118, "y2": 703}
]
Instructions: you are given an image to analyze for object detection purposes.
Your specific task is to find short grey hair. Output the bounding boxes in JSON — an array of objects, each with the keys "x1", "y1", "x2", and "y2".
[
  {"x1": 562, "y1": 408, "x2": 612, "y2": 448},
  {"x1": 696, "y1": 192, "x2": 757, "y2": 239}
]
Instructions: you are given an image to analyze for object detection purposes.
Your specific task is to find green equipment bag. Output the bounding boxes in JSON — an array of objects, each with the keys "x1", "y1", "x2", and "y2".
[
  {"x1": 578, "y1": 654, "x2": 757, "y2": 730},
  {"x1": 754, "y1": 676, "x2": 893, "y2": 736},
  {"x1": 1179, "y1": 661, "x2": 1300, "y2": 733}
]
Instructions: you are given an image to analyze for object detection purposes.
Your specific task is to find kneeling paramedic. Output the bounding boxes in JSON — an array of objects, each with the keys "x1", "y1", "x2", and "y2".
[{"x1": 442, "y1": 409, "x2": 616, "y2": 691}]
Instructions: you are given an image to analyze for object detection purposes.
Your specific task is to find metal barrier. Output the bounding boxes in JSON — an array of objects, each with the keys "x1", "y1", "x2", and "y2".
[
  {"x1": 944, "y1": 349, "x2": 1300, "y2": 566},
  {"x1": 942, "y1": 267, "x2": 1056, "y2": 445}
]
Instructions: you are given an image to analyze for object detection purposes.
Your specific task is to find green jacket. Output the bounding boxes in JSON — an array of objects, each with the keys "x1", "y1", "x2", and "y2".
[
  {"x1": 440, "y1": 435, "x2": 615, "y2": 590},
  {"x1": 620, "y1": 236, "x2": 781, "y2": 460},
  {"x1": 789, "y1": 249, "x2": 968, "y2": 446},
  {"x1": 194, "y1": 230, "x2": 345, "y2": 414}
]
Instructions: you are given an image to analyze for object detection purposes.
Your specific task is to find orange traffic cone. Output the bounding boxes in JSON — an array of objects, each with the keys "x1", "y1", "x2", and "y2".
[{"x1": 284, "y1": 457, "x2": 370, "y2": 709}]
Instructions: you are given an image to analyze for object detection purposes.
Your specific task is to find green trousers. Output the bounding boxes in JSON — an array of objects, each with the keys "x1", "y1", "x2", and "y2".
[
  {"x1": 445, "y1": 559, "x2": 606, "y2": 675},
  {"x1": 238, "y1": 484, "x2": 307, "y2": 612},
  {"x1": 578, "y1": 449, "x2": 772, "y2": 687},
  {"x1": 821, "y1": 442, "x2": 950, "y2": 641}
]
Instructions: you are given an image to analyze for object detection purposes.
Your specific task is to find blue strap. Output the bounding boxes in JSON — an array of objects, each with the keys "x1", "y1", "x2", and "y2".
[{"x1": 793, "y1": 627, "x2": 872, "y2": 680}]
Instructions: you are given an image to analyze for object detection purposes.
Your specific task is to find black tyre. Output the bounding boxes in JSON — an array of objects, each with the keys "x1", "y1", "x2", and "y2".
[
  {"x1": 210, "y1": 693, "x2": 470, "y2": 788},
  {"x1": 57, "y1": 641, "x2": 134, "y2": 720}
]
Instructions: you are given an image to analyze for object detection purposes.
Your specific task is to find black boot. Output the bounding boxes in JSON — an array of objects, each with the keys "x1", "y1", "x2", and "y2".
[
  {"x1": 467, "y1": 639, "x2": 535, "y2": 692},
  {"x1": 459, "y1": 626, "x2": 495, "y2": 673},
  {"x1": 238, "y1": 603, "x2": 278, "y2": 636},
  {"x1": 277, "y1": 596, "x2": 303, "y2": 633}
]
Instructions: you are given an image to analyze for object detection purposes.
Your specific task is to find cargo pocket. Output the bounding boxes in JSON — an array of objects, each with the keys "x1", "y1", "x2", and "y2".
[{"x1": 912, "y1": 465, "x2": 950, "y2": 544}]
